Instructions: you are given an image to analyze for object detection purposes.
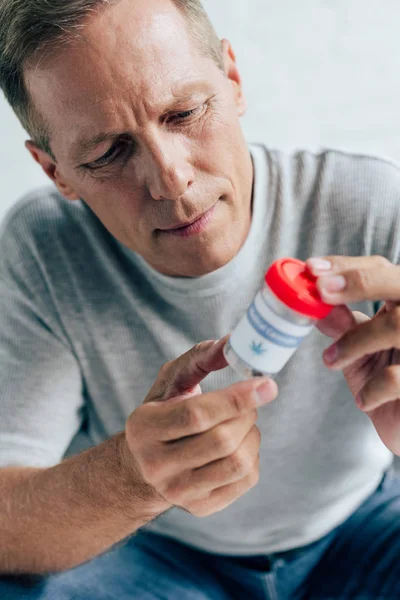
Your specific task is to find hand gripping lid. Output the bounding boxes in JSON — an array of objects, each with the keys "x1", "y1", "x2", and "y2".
[{"x1": 265, "y1": 258, "x2": 334, "y2": 320}]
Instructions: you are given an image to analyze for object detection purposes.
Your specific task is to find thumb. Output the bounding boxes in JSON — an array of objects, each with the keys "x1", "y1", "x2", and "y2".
[
  {"x1": 143, "y1": 336, "x2": 229, "y2": 404},
  {"x1": 316, "y1": 305, "x2": 369, "y2": 340}
]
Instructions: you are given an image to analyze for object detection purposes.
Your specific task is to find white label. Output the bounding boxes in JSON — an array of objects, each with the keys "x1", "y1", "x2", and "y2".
[{"x1": 229, "y1": 290, "x2": 313, "y2": 374}]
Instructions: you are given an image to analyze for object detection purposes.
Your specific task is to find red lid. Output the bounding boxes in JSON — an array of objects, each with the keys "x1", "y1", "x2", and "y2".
[{"x1": 265, "y1": 258, "x2": 333, "y2": 319}]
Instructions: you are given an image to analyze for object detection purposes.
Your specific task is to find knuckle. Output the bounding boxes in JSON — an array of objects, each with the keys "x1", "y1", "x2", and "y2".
[
  {"x1": 140, "y1": 457, "x2": 162, "y2": 484},
  {"x1": 388, "y1": 307, "x2": 400, "y2": 332},
  {"x1": 248, "y1": 424, "x2": 261, "y2": 450},
  {"x1": 125, "y1": 410, "x2": 150, "y2": 447},
  {"x1": 228, "y1": 388, "x2": 247, "y2": 415},
  {"x1": 187, "y1": 496, "x2": 212, "y2": 518},
  {"x1": 190, "y1": 507, "x2": 209, "y2": 518},
  {"x1": 372, "y1": 255, "x2": 391, "y2": 268},
  {"x1": 180, "y1": 404, "x2": 206, "y2": 431},
  {"x1": 191, "y1": 340, "x2": 215, "y2": 355},
  {"x1": 125, "y1": 417, "x2": 139, "y2": 446},
  {"x1": 248, "y1": 466, "x2": 260, "y2": 488},
  {"x1": 352, "y1": 268, "x2": 373, "y2": 294},
  {"x1": 384, "y1": 366, "x2": 400, "y2": 390},
  {"x1": 138, "y1": 460, "x2": 154, "y2": 483},
  {"x1": 251, "y1": 424, "x2": 261, "y2": 442},
  {"x1": 162, "y1": 480, "x2": 187, "y2": 505},
  {"x1": 250, "y1": 471, "x2": 260, "y2": 489},
  {"x1": 159, "y1": 360, "x2": 173, "y2": 377},
  {"x1": 243, "y1": 412, "x2": 258, "y2": 432},
  {"x1": 230, "y1": 450, "x2": 253, "y2": 476},
  {"x1": 213, "y1": 428, "x2": 237, "y2": 456}
]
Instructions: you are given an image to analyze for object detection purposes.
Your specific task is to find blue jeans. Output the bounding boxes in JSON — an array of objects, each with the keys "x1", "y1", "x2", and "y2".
[{"x1": 2, "y1": 470, "x2": 400, "y2": 600}]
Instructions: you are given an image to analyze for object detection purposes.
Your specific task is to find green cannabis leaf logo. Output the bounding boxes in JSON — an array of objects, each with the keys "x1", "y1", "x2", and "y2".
[{"x1": 250, "y1": 341, "x2": 267, "y2": 356}]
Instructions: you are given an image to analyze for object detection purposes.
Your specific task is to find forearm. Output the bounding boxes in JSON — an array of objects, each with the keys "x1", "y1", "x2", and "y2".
[{"x1": 0, "y1": 433, "x2": 168, "y2": 575}]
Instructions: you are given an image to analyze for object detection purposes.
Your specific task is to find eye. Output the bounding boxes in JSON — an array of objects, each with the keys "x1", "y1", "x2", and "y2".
[
  {"x1": 85, "y1": 140, "x2": 131, "y2": 170},
  {"x1": 167, "y1": 104, "x2": 206, "y2": 124}
]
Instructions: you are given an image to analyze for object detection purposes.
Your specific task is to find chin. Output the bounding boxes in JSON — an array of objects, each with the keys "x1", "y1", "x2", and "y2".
[
  {"x1": 151, "y1": 208, "x2": 249, "y2": 277},
  {"x1": 170, "y1": 245, "x2": 238, "y2": 277}
]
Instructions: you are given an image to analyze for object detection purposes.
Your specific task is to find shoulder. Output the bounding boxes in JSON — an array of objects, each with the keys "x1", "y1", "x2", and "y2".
[
  {"x1": 0, "y1": 186, "x2": 96, "y2": 287},
  {"x1": 264, "y1": 146, "x2": 400, "y2": 261},
  {"x1": 314, "y1": 148, "x2": 400, "y2": 200},
  {"x1": 0, "y1": 185, "x2": 105, "y2": 262},
  {"x1": 0, "y1": 185, "x2": 88, "y2": 245},
  {"x1": 267, "y1": 146, "x2": 400, "y2": 201}
]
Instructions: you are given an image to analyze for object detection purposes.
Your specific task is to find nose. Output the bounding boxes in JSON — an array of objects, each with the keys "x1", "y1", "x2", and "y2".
[{"x1": 138, "y1": 134, "x2": 195, "y2": 201}]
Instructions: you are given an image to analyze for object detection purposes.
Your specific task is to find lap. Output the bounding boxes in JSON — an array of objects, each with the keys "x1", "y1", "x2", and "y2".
[
  {"x1": 303, "y1": 470, "x2": 400, "y2": 599},
  {"x1": 0, "y1": 534, "x2": 233, "y2": 600},
  {"x1": 2, "y1": 471, "x2": 400, "y2": 600}
]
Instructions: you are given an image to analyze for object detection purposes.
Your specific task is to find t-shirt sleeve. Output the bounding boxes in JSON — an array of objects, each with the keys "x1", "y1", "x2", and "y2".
[
  {"x1": 368, "y1": 159, "x2": 400, "y2": 266},
  {"x1": 0, "y1": 201, "x2": 85, "y2": 468},
  {"x1": 345, "y1": 154, "x2": 400, "y2": 264},
  {"x1": 310, "y1": 151, "x2": 400, "y2": 265},
  {"x1": 332, "y1": 153, "x2": 400, "y2": 312}
]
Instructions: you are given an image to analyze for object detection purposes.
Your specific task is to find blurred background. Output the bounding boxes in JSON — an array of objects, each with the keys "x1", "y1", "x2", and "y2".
[{"x1": 1, "y1": 0, "x2": 400, "y2": 221}]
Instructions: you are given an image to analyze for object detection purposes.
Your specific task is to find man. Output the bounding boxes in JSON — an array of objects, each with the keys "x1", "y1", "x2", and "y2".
[{"x1": 0, "y1": 0, "x2": 400, "y2": 598}]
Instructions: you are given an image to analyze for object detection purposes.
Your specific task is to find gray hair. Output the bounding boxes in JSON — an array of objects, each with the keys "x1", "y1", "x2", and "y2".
[{"x1": 0, "y1": 0, "x2": 223, "y2": 157}]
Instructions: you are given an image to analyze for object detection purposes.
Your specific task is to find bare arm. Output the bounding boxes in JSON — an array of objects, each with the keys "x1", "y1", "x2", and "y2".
[
  {"x1": 0, "y1": 433, "x2": 168, "y2": 575},
  {"x1": 0, "y1": 339, "x2": 277, "y2": 576}
]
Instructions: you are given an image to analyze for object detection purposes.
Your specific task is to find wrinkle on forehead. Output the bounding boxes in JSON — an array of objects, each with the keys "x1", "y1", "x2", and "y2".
[
  {"x1": 87, "y1": 77, "x2": 212, "y2": 117},
  {"x1": 27, "y1": 0, "x2": 211, "y2": 113},
  {"x1": 68, "y1": 76, "x2": 214, "y2": 163},
  {"x1": 25, "y1": 0, "x2": 220, "y2": 159}
]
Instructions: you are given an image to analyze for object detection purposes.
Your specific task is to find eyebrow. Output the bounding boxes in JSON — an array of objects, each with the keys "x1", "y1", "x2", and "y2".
[
  {"x1": 69, "y1": 79, "x2": 213, "y2": 164},
  {"x1": 71, "y1": 132, "x2": 121, "y2": 164}
]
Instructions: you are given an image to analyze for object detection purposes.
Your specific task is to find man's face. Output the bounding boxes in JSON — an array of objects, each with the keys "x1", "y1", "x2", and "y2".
[{"x1": 26, "y1": 0, "x2": 253, "y2": 277}]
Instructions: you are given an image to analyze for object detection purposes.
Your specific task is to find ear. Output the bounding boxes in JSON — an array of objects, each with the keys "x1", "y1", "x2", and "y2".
[
  {"x1": 25, "y1": 141, "x2": 80, "y2": 201},
  {"x1": 220, "y1": 39, "x2": 247, "y2": 117}
]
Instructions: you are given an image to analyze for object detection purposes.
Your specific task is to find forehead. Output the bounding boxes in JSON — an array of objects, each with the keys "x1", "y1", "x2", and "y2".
[{"x1": 26, "y1": 0, "x2": 216, "y2": 144}]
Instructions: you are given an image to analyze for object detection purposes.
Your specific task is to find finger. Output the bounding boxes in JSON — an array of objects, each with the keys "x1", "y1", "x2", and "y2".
[
  {"x1": 384, "y1": 301, "x2": 397, "y2": 312},
  {"x1": 163, "y1": 410, "x2": 258, "y2": 472},
  {"x1": 307, "y1": 255, "x2": 383, "y2": 276},
  {"x1": 322, "y1": 308, "x2": 399, "y2": 370},
  {"x1": 187, "y1": 467, "x2": 260, "y2": 518},
  {"x1": 144, "y1": 336, "x2": 229, "y2": 403},
  {"x1": 357, "y1": 365, "x2": 400, "y2": 412},
  {"x1": 316, "y1": 305, "x2": 357, "y2": 340},
  {"x1": 306, "y1": 255, "x2": 399, "y2": 305},
  {"x1": 184, "y1": 427, "x2": 260, "y2": 495},
  {"x1": 144, "y1": 377, "x2": 277, "y2": 442}
]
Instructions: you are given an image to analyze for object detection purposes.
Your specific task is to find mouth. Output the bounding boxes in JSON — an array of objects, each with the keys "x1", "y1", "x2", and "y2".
[{"x1": 157, "y1": 203, "x2": 218, "y2": 239}]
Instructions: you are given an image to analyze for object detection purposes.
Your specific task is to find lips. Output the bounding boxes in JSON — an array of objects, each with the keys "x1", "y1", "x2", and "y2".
[
  {"x1": 157, "y1": 204, "x2": 217, "y2": 239},
  {"x1": 159, "y1": 206, "x2": 214, "y2": 232}
]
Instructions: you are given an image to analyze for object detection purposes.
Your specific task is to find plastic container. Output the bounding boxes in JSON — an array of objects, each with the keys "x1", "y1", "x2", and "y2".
[{"x1": 224, "y1": 258, "x2": 334, "y2": 379}]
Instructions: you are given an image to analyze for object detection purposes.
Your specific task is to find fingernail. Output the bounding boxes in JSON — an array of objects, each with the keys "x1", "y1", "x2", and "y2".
[
  {"x1": 323, "y1": 344, "x2": 339, "y2": 365},
  {"x1": 213, "y1": 337, "x2": 229, "y2": 349},
  {"x1": 308, "y1": 258, "x2": 332, "y2": 272},
  {"x1": 319, "y1": 275, "x2": 346, "y2": 294},
  {"x1": 254, "y1": 380, "x2": 274, "y2": 406}
]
